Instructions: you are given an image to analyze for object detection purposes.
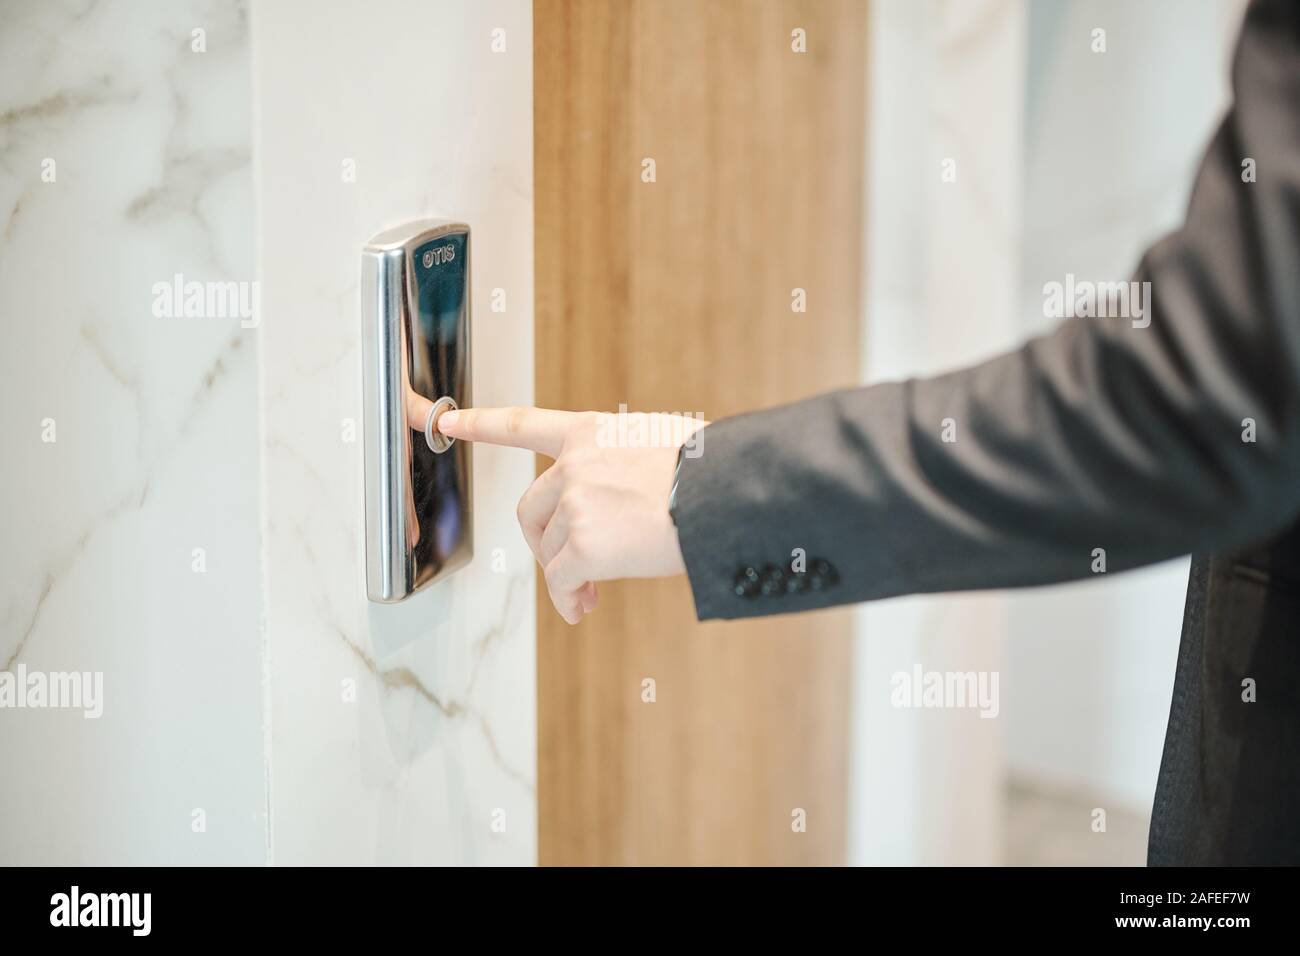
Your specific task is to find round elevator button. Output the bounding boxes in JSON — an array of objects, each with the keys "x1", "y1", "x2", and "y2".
[{"x1": 424, "y1": 396, "x2": 458, "y2": 454}]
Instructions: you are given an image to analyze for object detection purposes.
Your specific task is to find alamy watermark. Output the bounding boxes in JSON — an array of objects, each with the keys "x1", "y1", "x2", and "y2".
[
  {"x1": 0, "y1": 664, "x2": 103, "y2": 719},
  {"x1": 151, "y1": 273, "x2": 260, "y2": 328},
  {"x1": 596, "y1": 404, "x2": 706, "y2": 458},
  {"x1": 1043, "y1": 273, "x2": 1151, "y2": 329},
  {"x1": 890, "y1": 665, "x2": 999, "y2": 719},
  {"x1": 50, "y1": 886, "x2": 150, "y2": 936}
]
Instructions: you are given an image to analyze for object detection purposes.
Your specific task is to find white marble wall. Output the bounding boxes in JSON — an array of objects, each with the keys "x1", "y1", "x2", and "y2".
[
  {"x1": 251, "y1": 0, "x2": 536, "y2": 865},
  {"x1": 850, "y1": 0, "x2": 1025, "y2": 867},
  {"x1": 2, "y1": 0, "x2": 534, "y2": 866},
  {"x1": 0, "y1": 0, "x2": 266, "y2": 863}
]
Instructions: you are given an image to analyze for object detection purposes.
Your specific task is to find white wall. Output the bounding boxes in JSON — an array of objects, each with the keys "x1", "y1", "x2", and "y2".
[
  {"x1": 850, "y1": 0, "x2": 1248, "y2": 864},
  {"x1": 850, "y1": 0, "x2": 1027, "y2": 866},
  {"x1": 0, "y1": 0, "x2": 266, "y2": 863},
  {"x1": 1, "y1": 0, "x2": 536, "y2": 866},
  {"x1": 1004, "y1": 0, "x2": 1245, "y2": 812},
  {"x1": 251, "y1": 0, "x2": 537, "y2": 865}
]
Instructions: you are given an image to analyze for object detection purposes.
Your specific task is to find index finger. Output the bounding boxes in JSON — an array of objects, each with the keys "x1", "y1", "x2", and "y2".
[{"x1": 438, "y1": 406, "x2": 575, "y2": 457}]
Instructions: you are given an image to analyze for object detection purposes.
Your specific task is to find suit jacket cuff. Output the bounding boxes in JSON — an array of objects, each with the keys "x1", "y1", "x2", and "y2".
[{"x1": 673, "y1": 402, "x2": 854, "y2": 621}]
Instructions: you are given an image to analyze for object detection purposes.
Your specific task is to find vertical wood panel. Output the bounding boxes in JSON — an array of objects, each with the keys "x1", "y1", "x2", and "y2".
[{"x1": 535, "y1": 0, "x2": 867, "y2": 865}]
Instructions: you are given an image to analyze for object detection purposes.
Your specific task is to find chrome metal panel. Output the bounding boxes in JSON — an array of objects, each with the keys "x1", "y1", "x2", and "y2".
[{"x1": 361, "y1": 219, "x2": 472, "y2": 602}]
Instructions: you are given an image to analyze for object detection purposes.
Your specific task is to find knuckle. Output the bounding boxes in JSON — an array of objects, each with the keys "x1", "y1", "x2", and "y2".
[
  {"x1": 566, "y1": 528, "x2": 593, "y2": 561},
  {"x1": 505, "y1": 406, "x2": 528, "y2": 439},
  {"x1": 557, "y1": 487, "x2": 587, "y2": 519}
]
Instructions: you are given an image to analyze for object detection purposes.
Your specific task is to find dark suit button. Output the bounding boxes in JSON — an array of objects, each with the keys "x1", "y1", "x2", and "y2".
[
  {"x1": 733, "y1": 566, "x2": 761, "y2": 599},
  {"x1": 759, "y1": 564, "x2": 786, "y2": 596},
  {"x1": 811, "y1": 558, "x2": 840, "y2": 587}
]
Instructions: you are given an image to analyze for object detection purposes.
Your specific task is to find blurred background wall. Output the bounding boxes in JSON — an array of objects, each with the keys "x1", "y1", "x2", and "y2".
[{"x1": 851, "y1": 0, "x2": 1249, "y2": 866}]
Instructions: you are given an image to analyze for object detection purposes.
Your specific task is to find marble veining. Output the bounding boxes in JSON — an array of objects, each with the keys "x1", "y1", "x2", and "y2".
[
  {"x1": 6, "y1": 0, "x2": 537, "y2": 867},
  {"x1": 253, "y1": 0, "x2": 537, "y2": 866},
  {"x1": 0, "y1": 0, "x2": 265, "y2": 864}
]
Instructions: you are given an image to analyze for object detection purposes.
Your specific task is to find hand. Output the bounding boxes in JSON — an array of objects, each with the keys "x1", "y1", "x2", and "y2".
[{"x1": 437, "y1": 406, "x2": 708, "y2": 624}]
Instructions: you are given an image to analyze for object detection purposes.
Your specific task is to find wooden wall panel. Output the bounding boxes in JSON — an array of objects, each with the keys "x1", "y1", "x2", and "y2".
[{"x1": 535, "y1": 0, "x2": 867, "y2": 865}]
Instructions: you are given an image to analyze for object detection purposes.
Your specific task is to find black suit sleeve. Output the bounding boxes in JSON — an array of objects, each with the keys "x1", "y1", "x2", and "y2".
[{"x1": 673, "y1": 0, "x2": 1300, "y2": 621}]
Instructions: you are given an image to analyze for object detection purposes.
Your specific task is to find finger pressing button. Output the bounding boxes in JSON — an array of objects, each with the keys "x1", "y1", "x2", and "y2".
[{"x1": 425, "y1": 396, "x2": 459, "y2": 454}]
